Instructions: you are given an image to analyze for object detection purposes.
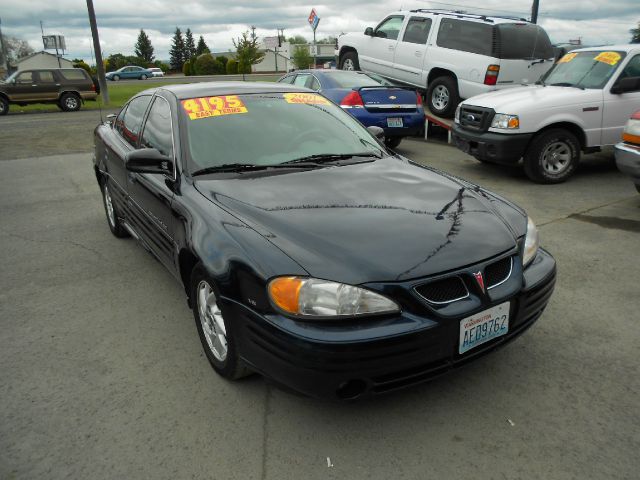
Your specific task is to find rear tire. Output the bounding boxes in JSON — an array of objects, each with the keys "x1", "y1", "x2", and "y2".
[
  {"x1": 60, "y1": 93, "x2": 81, "y2": 112},
  {"x1": 385, "y1": 137, "x2": 402, "y2": 149},
  {"x1": 191, "y1": 264, "x2": 252, "y2": 380},
  {"x1": 426, "y1": 76, "x2": 459, "y2": 118},
  {"x1": 340, "y1": 51, "x2": 360, "y2": 71},
  {"x1": 0, "y1": 96, "x2": 8, "y2": 116},
  {"x1": 141, "y1": 74, "x2": 147, "y2": 80},
  {"x1": 523, "y1": 128, "x2": 580, "y2": 184}
]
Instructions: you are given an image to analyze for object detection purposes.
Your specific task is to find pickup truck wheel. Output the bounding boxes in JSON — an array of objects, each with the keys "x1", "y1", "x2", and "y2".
[
  {"x1": 340, "y1": 52, "x2": 360, "y2": 71},
  {"x1": 0, "y1": 96, "x2": 8, "y2": 116},
  {"x1": 101, "y1": 181, "x2": 130, "y2": 238},
  {"x1": 112, "y1": 75, "x2": 120, "y2": 81},
  {"x1": 60, "y1": 93, "x2": 81, "y2": 112},
  {"x1": 385, "y1": 137, "x2": 402, "y2": 149},
  {"x1": 427, "y1": 76, "x2": 459, "y2": 118},
  {"x1": 524, "y1": 129, "x2": 580, "y2": 184},
  {"x1": 191, "y1": 265, "x2": 252, "y2": 380}
]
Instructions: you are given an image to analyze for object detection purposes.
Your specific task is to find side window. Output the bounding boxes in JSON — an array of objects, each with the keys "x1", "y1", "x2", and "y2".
[
  {"x1": 293, "y1": 74, "x2": 309, "y2": 87},
  {"x1": 279, "y1": 75, "x2": 295, "y2": 84},
  {"x1": 374, "y1": 16, "x2": 405, "y2": 40},
  {"x1": 619, "y1": 55, "x2": 640, "y2": 80},
  {"x1": 59, "y1": 69, "x2": 88, "y2": 80},
  {"x1": 120, "y1": 95, "x2": 152, "y2": 147},
  {"x1": 436, "y1": 18, "x2": 494, "y2": 56},
  {"x1": 37, "y1": 71, "x2": 56, "y2": 83},
  {"x1": 402, "y1": 17, "x2": 432, "y2": 45},
  {"x1": 307, "y1": 76, "x2": 320, "y2": 90},
  {"x1": 16, "y1": 71, "x2": 34, "y2": 84},
  {"x1": 114, "y1": 105, "x2": 128, "y2": 135},
  {"x1": 140, "y1": 97, "x2": 174, "y2": 159}
]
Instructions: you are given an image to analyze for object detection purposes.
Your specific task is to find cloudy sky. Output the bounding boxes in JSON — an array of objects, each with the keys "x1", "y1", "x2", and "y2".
[{"x1": 1, "y1": 0, "x2": 638, "y2": 63}]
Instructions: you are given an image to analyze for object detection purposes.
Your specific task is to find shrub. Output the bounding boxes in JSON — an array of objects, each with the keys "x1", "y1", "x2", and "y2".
[
  {"x1": 226, "y1": 59, "x2": 238, "y2": 74},
  {"x1": 194, "y1": 53, "x2": 217, "y2": 75},
  {"x1": 182, "y1": 59, "x2": 192, "y2": 76}
]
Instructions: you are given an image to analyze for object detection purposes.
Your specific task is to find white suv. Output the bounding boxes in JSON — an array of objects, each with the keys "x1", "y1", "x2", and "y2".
[{"x1": 338, "y1": 9, "x2": 555, "y2": 118}]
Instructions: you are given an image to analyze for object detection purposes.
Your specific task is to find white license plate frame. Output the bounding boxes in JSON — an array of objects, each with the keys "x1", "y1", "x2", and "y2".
[
  {"x1": 387, "y1": 117, "x2": 403, "y2": 128},
  {"x1": 459, "y1": 302, "x2": 510, "y2": 354}
]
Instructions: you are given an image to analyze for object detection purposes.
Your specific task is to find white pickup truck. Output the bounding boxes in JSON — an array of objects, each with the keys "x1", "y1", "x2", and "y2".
[{"x1": 452, "y1": 44, "x2": 640, "y2": 183}]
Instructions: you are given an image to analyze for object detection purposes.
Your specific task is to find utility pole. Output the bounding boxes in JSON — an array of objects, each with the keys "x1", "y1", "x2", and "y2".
[
  {"x1": 86, "y1": 0, "x2": 109, "y2": 104},
  {"x1": 0, "y1": 18, "x2": 9, "y2": 76},
  {"x1": 531, "y1": 0, "x2": 540, "y2": 24}
]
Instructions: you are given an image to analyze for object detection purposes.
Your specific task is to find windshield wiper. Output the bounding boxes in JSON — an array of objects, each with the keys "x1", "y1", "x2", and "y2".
[
  {"x1": 550, "y1": 82, "x2": 585, "y2": 89},
  {"x1": 282, "y1": 152, "x2": 382, "y2": 165},
  {"x1": 191, "y1": 163, "x2": 311, "y2": 176}
]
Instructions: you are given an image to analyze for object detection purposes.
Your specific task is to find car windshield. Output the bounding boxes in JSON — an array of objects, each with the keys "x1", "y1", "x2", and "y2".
[
  {"x1": 181, "y1": 92, "x2": 385, "y2": 174},
  {"x1": 541, "y1": 50, "x2": 627, "y2": 89},
  {"x1": 327, "y1": 72, "x2": 388, "y2": 88}
]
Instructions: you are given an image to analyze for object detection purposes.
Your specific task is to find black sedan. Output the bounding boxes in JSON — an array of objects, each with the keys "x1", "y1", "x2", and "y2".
[{"x1": 93, "y1": 82, "x2": 556, "y2": 400}]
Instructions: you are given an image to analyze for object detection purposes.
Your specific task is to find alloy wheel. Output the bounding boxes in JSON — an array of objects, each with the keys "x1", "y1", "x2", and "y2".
[
  {"x1": 342, "y1": 59, "x2": 355, "y2": 71},
  {"x1": 197, "y1": 280, "x2": 228, "y2": 362},
  {"x1": 431, "y1": 85, "x2": 450, "y2": 112},
  {"x1": 541, "y1": 141, "x2": 571, "y2": 174},
  {"x1": 65, "y1": 96, "x2": 79, "y2": 110},
  {"x1": 104, "y1": 185, "x2": 115, "y2": 227}
]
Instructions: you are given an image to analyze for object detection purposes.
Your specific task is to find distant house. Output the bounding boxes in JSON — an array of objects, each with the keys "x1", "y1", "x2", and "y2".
[{"x1": 12, "y1": 51, "x2": 74, "y2": 72}]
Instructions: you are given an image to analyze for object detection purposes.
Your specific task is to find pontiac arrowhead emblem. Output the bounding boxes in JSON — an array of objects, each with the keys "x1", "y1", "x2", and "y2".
[{"x1": 473, "y1": 271, "x2": 485, "y2": 293}]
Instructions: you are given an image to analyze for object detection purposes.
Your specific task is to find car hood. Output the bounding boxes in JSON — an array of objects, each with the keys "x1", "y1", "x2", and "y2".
[
  {"x1": 462, "y1": 85, "x2": 602, "y2": 112},
  {"x1": 194, "y1": 157, "x2": 525, "y2": 285}
]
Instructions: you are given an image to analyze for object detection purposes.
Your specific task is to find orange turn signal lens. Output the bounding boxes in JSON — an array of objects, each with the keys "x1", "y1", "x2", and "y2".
[
  {"x1": 268, "y1": 277, "x2": 303, "y2": 314},
  {"x1": 622, "y1": 132, "x2": 640, "y2": 145},
  {"x1": 508, "y1": 117, "x2": 520, "y2": 129}
]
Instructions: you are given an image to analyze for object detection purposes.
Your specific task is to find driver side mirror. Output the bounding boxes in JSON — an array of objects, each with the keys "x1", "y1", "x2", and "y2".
[
  {"x1": 611, "y1": 76, "x2": 640, "y2": 94},
  {"x1": 364, "y1": 27, "x2": 374, "y2": 36},
  {"x1": 367, "y1": 125, "x2": 385, "y2": 141},
  {"x1": 126, "y1": 148, "x2": 173, "y2": 176}
]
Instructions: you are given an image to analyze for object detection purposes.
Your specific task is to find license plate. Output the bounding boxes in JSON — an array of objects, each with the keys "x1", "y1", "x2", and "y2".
[
  {"x1": 459, "y1": 302, "x2": 510, "y2": 354},
  {"x1": 387, "y1": 117, "x2": 403, "y2": 128}
]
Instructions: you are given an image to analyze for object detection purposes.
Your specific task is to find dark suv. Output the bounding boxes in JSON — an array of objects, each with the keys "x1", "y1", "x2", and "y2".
[{"x1": 0, "y1": 68, "x2": 98, "y2": 115}]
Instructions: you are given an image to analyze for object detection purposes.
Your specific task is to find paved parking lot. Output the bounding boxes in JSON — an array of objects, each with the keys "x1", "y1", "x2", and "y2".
[{"x1": 1, "y1": 110, "x2": 639, "y2": 479}]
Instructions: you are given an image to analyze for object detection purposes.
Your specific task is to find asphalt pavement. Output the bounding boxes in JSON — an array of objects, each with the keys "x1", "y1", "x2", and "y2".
[{"x1": 1, "y1": 110, "x2": 639, "y2": 479}]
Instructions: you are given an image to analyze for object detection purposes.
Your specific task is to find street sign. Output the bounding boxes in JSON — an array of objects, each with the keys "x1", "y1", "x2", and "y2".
[
  {"x1": 309, "y1": 45, "x2": 318, "y2": 56},
  {"x1": 42, "y1": 35, "x2": 66, "y2": 51},
  {"x1": 264, "y1": 36, "x2": 278, "y2": 49},
  {"x1": 308, "y1": 8, "x2": 320, "y2": 31}
]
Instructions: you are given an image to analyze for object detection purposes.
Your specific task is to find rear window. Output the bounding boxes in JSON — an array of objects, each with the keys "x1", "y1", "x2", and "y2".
[
  {"x1": 496, "y1": 24, "x2": 553, "y2": 60},
  {"x1": 327, "y1": 72, "x2": 384, "y2": 88},
  {"x1": 59, "y1": 69, "x2": 89, "y2": 81},
  {"x1": 436, "y1": 19, "x2": 493, "y2": 56}
]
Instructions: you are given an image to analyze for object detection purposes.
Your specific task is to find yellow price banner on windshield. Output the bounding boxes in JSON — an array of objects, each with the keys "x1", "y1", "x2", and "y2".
[
  {"x1": 283, "y1": 93, "x2": 331, "y2": 105},
  {"x1": 593, "y1": 51, "x2": 621, "y2": 66},
  {"x1": 557, "y1": 52, "x2": 577, "y2": 64},
  {"x1": 181, "y1": 95, "x2": 248, "y2": 120}
]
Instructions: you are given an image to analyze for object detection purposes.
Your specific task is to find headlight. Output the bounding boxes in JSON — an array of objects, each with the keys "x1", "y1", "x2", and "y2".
[
  {"x1": 523, "y1": 217, "x2": 539, "y2": 267},
  {"x1": 491, "y1": 113, "x2": 520, "y2": 129},
  {"x1": 268, "y1": 276, "x2": 400, "y2": 318},
  {"x1": 454, "y1": 104, "x2": 461, "y2": 123}
]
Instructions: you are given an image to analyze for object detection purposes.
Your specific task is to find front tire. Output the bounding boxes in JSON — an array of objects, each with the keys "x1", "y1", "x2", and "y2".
[
  {"x1": 191, "y1": 265, "x2": 252, "y2": 380},
  {"x1": 101, "y1": 181, "x2": 129, "y2": 238},
  {"x1": 426, "y1": 76, "x2": 459, "y2": 118},
  {"x1": 112, "y1": 75, "x2": 120, "y2": 81},
  {"x1": 140, "y1": 74, "x2": 147, "y2": 80},
  {"x1": 60, "y1": 93, "x2": 81, "y2": 112},
  {"x1": 340, "y1": 51, "x2": 360, "y2": 71},
  {"x1": 0, "y1": 96, "x2": 8, "y2": 116},
  {"x1": 523, "y1": 129, "x2": 580, "y2": 184},
  {"x1": 385, "y1": 137, "x2": 402, "y2": 149}
]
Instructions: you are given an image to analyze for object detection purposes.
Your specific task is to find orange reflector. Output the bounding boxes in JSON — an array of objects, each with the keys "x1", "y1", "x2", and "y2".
[
  {"x1": 487, "y1": 64, "x2": 500, "y2": 72},
  {"x1": 622, "y1": 132, "x2": 640, "y2": 145},
  {"x1": 268, "y1": 277, "x2": 303, "y2": 314},
  {"x1": 508, "y1": 117, "x2": 520, "y2": 129}
]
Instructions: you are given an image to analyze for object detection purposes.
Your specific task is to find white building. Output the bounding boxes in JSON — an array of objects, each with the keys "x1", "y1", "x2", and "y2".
[{"x1": 13, "y1": 51, "x2": 74, "y2": 71}]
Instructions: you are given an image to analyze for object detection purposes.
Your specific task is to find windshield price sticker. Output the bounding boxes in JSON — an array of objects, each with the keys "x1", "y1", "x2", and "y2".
[
  {"x1": 594, "y1": 51, "x2": 621, "y2": 66},
  {"x1": 181, "y1": 96, "x2": 248, "y2": 120},
  {"x1": 283, "y1": 93, "x2": 330, "y2": 105},
  {"x1": 558, "y1": 52, "x2": 577, "y2": 64}
]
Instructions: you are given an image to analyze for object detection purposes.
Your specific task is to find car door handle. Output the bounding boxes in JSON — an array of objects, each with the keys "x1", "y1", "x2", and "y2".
[
  {"x1": 414, "y1": 51, "x2": 422, "y2": 57},
  {"x1": 388, "y1": 45, "x2": 395, "y2": 51}
]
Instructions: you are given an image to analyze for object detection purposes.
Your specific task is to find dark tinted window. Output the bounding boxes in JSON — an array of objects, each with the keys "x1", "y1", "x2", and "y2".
[
  {"x1": 140, "y1": 97, "x2": 173, "y2": 158},
  {"x1": 114, "y1": 105, "x2": 128, "y2": 136},
  {"x1": 60, "y1": 69, "x2": 88, "y2": 80},
  {"x1": 619, "y1": 55, "x2": 640, "y2": 80},
  {"x1": 496, "y1": 24, "x2": 553, "y2": 59},
  {"x1": 375, "y1": 16, "x2": 405, "y2": 40},
  {"x1": 402, "y1": 17, "x2": 432, "y2": 45},
  {"x1": 120, "y1": 95, "x2": 152, "y2": 147},
  {"x1": 308, "y1": 76, "x2": 320, "y2": 90},
  {"x1": 436, "y1": 19, "x2": 493, "y2": 56},
  {"x1": 16, "y1": 71, "x2": 34, "y2": 84},
  {"x1": 38, "y1": 71, "x2": 55, "y2": 83}
]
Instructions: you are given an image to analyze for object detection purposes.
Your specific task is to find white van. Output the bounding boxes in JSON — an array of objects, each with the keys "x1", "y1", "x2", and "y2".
[
  {"x1": 452, "y1": 45, "x2": 640, "y2": 183},
  {"x1": 337, "y1": 9, "x2": 555, "y2": 118}
]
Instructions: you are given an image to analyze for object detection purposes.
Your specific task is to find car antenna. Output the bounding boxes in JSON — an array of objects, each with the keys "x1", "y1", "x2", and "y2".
[{"x1": 89, "y1": 43, "x2": 103, "y2": 124}]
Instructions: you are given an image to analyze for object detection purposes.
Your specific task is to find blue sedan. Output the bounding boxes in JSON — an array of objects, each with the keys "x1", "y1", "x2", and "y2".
[
  {"x1": 105, "y1": 66, "x2": 153, "y2": 81},
  {"x1": 278, "y1": 70, "x2": 425, "y2": 148}
]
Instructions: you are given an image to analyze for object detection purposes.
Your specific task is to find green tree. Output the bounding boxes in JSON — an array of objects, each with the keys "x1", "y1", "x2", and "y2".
[
  {"x1": 216, "y1": 56, "x2": 228, "y2": 68},
  {"x1": 72, "y1": 59, "x2": 91, "y2": 73},
  {"x1": 226, "y1": 59, "x2": 238, "y2": 74},
  {"x1": 631, "y1": 21, "x2": 640, "y2": 43},
  {"x1": 184, "y1": 28, "x2": 197, "y2": 61},
  {"x1": 292, "y1": 45, "x2": 312, "y2": 69},
  {"x1": 233, "y1": 31, "x2": 265, "y2": 74},
  {"x1": 287, "y1": 35, "x2": 308, "y2": 44},
  {"x1": 134, "y1": 29, "x2": 155, "y2": 63},
  {"x1": 194, "y1": 53, "x2": 218, "y2": 75},
  {"x1": 196, "y1": 35, "x2": 210, "y2": 56},
  {"x1": 169, "y1": 27, "x2": 185, "y2": 71}
]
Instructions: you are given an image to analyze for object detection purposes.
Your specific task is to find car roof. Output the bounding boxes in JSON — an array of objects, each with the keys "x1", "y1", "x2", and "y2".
[
  {"x1": 397, "y1": 9, "x2": 530, "y2": 25},
  {"x1": 149, "y1": 81, "x2": 313, "y2": 100},
  {"x1": 572, "y1": 44, "x2": 640, "y2": 54}
]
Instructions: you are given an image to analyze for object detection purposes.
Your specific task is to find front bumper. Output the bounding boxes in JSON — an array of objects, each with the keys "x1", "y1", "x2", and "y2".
[
  {"x1": 615, "y1": 142, "x2": 640, "y2": 190},
  {"x1": 225, "y1": 248, "x2": 556, "y2": 400},
  {"x1": 348, "y1": 108, "x2": 425, "y2": 138},
  {"x1": 452, "y1": 124, "x2": 533, "y2": 164}
]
